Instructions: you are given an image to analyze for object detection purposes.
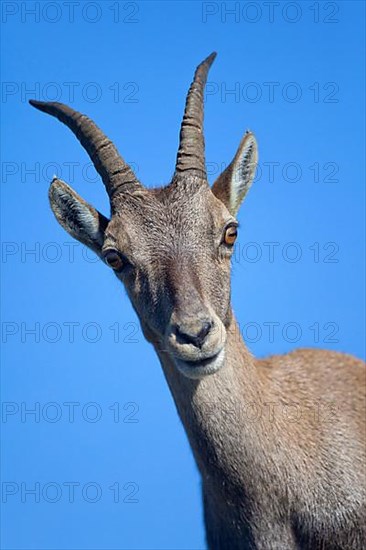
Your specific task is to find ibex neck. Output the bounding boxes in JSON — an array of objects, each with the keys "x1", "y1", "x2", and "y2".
[{"x1": 154, "y1": 314, "x2": 267, "y2": 485}]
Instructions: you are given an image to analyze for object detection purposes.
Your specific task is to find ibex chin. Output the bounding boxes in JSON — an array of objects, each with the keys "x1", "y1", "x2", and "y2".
[{"x1": 30, "y1": 53, "x2": 365, "y2": 549}]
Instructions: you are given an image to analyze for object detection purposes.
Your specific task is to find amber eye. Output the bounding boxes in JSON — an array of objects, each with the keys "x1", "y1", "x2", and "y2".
[
  {"x1": 104, "y1": 250, "x2": 124, "y2": 271},
  {"x1": 224, "y1": 225, "x2": 238, "y2": 246}
]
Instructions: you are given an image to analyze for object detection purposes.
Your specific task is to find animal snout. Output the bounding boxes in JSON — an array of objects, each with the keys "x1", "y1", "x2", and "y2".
[
  {"x1": 167, "y1": 310, "x2": 226, "y2": 366},
  {"x1": 174, "y1": 319, "x2": 213, "y2": 349}
]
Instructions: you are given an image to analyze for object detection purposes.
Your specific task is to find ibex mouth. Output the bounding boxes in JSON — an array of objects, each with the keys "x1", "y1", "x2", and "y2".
[{"x1": 175, "y1": 348, "x2": 225, "y2": 379}]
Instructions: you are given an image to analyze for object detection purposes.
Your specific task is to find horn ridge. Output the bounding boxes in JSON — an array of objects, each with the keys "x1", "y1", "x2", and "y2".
[
  {"x1": 29, "y1": 99, "x2": 140, "y2": 197},
  {"x1": 175, "y1": 52, "x2": 217, "y2": 178}
]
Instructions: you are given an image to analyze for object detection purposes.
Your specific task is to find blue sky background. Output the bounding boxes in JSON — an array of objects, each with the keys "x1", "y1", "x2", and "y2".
[{"x1": 1, "y1": 1, "x2": 365, "y2": 549}]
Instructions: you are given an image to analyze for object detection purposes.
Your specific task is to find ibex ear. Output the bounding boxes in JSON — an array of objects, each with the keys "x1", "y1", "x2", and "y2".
[
  {"x1": 212, "y1": 132, "x2": 258, "y2": 216},
  {"x1": 49, "y1": 178, "x2": 109, "y2": 256}
]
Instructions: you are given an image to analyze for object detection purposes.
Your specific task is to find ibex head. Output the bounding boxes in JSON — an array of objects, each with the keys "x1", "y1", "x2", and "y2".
[{"x1": 30, "y1": 53, "x2": 258, "y2": 379}]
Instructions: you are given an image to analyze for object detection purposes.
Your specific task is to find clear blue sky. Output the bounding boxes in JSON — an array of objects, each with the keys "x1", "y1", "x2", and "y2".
[{"x1": 1, "y1": 1, "x2": 365, "y2": 549}]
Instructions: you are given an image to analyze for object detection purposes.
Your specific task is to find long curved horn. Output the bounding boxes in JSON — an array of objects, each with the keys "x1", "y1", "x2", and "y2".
[
  {"x1": 175, "y1": 52, "x2": 217, "y2": 179},
  {"x1": 29, "y1": 100, "x2": 140, "y2": 198}
]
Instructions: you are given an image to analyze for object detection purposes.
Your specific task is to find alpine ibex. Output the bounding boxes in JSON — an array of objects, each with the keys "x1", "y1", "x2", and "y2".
[{"x1": 30, "y1": 53, "x2": 365, "y2": 549}]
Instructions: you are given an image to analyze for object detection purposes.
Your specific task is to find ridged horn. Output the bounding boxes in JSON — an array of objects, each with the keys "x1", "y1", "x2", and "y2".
[
  {"x1": 175, "y1": 52, "x2": 217, "y2": 179},
  {"x1": 29, "y1": 100, "x2": 140, "y2": 198}
]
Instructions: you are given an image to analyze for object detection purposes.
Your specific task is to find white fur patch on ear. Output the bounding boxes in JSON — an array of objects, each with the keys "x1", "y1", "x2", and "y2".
[
  {"x1": 230, "y1": 132, "x2": 258, "y2": 214},
  {"x1": 211, "y1": 131, "x2": 258, "y2": 216},
  {"x1": 49, "y1": 178, "x2": 109, "y2": 253}
]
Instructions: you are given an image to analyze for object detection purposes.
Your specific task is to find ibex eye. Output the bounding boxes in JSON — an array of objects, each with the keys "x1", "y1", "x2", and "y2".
[
  {"x1": 103, "y1": 250, "x2": 123, "y2": 271},
  {"x1": 224, "y1": 225, "x2": 238, "y2": 246}
]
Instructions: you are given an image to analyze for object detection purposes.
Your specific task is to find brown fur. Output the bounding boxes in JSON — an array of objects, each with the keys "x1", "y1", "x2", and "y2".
[{"x1": 30, "y1": 54, "x2": 365, "y2": 549}]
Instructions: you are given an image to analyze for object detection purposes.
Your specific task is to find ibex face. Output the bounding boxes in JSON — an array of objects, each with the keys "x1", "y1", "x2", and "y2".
[
  {"x1": 30, "y1": 53, "x2": 258, "y2": 379},
  {"x1": 102, "y1": 179, "x2": 236, "y2": 379}
]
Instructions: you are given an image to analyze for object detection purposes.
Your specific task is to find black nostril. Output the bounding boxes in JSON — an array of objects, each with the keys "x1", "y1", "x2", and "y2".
[
  {"x1": 196, "y1": 321, "x2": 212, "y2": 346},
  {"x1": 176, "y1": 320, "x2": 213, "y2": 348}
]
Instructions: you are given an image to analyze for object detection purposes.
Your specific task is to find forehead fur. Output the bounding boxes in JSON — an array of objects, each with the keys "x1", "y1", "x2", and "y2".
[{"x1": 106, "y1": 178, "x2": 231, "y2": 262}]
